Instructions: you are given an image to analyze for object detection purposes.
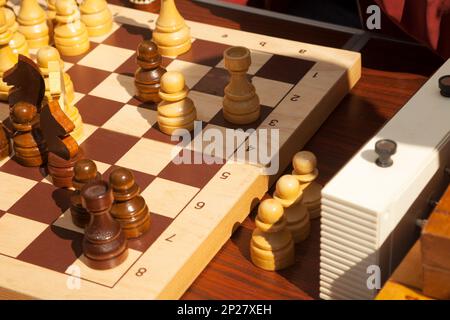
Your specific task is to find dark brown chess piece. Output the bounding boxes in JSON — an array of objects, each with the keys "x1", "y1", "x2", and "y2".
[
  {"x1": 134, "y1": 40, "x2": 166, "y2": 103},
  {"x1": 41, "y1": 99, "x2": 84, "y2": 188},
  {"x1": 70, "y1": 159, "x2": 102, "y2": 228},
  {"x1": 0, "y1": 123, "x2": 10, "y2": 159},
  {"x1": 81, "y1": 180, "x2": 129, "y2": 270},
  {"x1": 109, "y1": 167, "x2": 151, "y2": 239},
  {"x1": 10, "y1": 101, "x2": 47, "y2": 166}
]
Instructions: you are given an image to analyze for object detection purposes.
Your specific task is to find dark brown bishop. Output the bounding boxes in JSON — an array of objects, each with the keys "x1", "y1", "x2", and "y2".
[
  {"x1": 109, "y1": 167, "x2": 151, "y2": 239},
  {"x1": 41, "y1": 99, "x2": 83, "y2": 188},
  {"x1": 4, "y1": 55, "x2": 45, "y2": 110},
  {"x1": 0, "y1": 123, "x2": 10, "y2": 159},
  {"x1": 134, "y1": 40, "x2": 166, "y2": 103},
  {"x1": 10, "y1": 101, "x2": 47, "y2": 167},
  {"x1": 70, "y1": 159, "x2": 102, "y2": 228},
  {"x1": 81, "y1": 180, "x2": 128, "y2": 270}
]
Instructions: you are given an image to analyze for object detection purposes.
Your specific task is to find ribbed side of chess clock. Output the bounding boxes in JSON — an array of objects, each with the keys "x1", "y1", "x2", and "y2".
[{"x1": 320, "y1": 59, "x2": 450, "y2": 300}]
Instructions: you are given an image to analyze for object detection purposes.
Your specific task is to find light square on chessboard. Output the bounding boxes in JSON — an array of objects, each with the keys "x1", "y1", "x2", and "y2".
[
  {"x1": 116, "y1": 138, "x2": 181, "y2": 176},
  {"x1": 66, "y1": 65, "x2": 111, "y2": 94},
  {"x1": 0, "y1": 172, "x2": 37, "y2": 211},
  {"x1": 166, "y1": 60, "x2": 212, "y2": 89},
  {"x1": 67, "y1": 248, "x2": 141, "y2": 288},
  {"x1": 102, "y1": 104, "x2": 157, "y2": 137},
  {"x1": 78, "y1": 44, "x2": 135, "y2": 72},
  {"x1": 89, "y1": 73, "x2": 134, "y2": 103},
  {"x1": 186, "y1": 123, "x2": 249, "y2": 161},
  {"x1": 17, "y1": 225, "x2": 83, "y2": 273},
  {"x1": 252, "y1": 77, "x2": 294, "y2": 107},
  {"x1": 81, "y1": 128, "x2": 140, "y2": 164},
  {"x1": 140, "y1": 177, "x2": 199, "y2": 219},
  {"x1": 188, "y1": 91, "x2": 223, "y2": 122},
  {"x1": 8, "y1": 183, "x2": 71, "y2": 225},
  {"x1": 0, "y1": 213, "x2": 47, "y2": 258},
  {"x1": 215, "y1": 50, "x2": 272, "y2": 75},
  {"x1": 72, "y1": 92, "x2": 85, "y2": 105}
]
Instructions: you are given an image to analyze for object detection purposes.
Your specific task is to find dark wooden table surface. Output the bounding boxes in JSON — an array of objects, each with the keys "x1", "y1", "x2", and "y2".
[{"x1": 110, "y1": 0, "x2": 445, "y2": 299}]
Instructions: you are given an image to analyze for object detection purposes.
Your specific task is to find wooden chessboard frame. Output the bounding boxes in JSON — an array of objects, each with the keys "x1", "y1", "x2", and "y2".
[{"x1": 0, "y1": 3, "x2": 360, "y2": 299}]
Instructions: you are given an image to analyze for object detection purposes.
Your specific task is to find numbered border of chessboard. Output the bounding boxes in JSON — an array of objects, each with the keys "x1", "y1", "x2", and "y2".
[{"x1": 0, "y1": 3, "x2": 361, "y2": 299}]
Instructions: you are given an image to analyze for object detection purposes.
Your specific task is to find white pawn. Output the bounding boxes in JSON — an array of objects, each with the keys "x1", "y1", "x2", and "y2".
[
  {"x1": 79, "y1": 0, "x2": 113, "y2": 37},
  {"x1": 157, "y1": 71, "x2": 196, "y2": 135},
  {"x1": 37, "y1": 46, "x2": 74, "y2": 105},
  {"x1": 1, "y1": 0, "x2": 18, "y2": 32},
  {"x1": 54, "y1": 0, "x2": 90, "y2": 56},
  {"x1": 0, "y1": 0, "x2": 29, "y2": 56},
  {"x1": 152, "y1": 0, "x2": 191, "y2": 56},
  {"x1": 250, "y1": 199, "x2": 295, "y2": 271},
  {"x1": 292, "y1": 151, "x2": 322, "y2": 219},
  {"x1": 0, "y1": 9, "x2": 17, "y2": 101},
  {"x1": 17, "y1": 0, "x2": 49, "y2": 49},
  {"x1": 273, "y1": 175, "x2": 310, "y2": 243}
]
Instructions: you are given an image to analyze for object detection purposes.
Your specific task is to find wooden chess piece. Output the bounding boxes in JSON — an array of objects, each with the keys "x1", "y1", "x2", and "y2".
[
  {"x1": 0, "y1": 9, "x2": 17, "y2": 101},
  {"x1": 0, "y1": 122, "x2": 10, "y2": 159},
  {"x1": 17, "y1": 0, "x2": 49, "y2": 48},
  {"x1": 250, "y1": 198, "x2": 295, "y2": 271},
  {"x1": 292, "y1": 151, "x2": 322, "y2": 220},
  {"x1": 70, "y1": 159, "x2": 101, "y2": 228},
  {"x1": 152, "y1": 0, "x2": 191, "y2": 56},
  {"x1": 273, "y1": 175, "x2": 310, "y2": 243},
  {"x1": 157, "y1": 71, "x2": 196, "y2": 135},
  {"x1": 54, "y1": 0, "x2": 90, "y2": 56},
  {"x1": 81, "y1": 180, "x2": 129, "y2": 270},
  {"x1": 79, "y1": 0, "x2": 113, "y2": 37},
  {"x1": 11, "y1": 101, "x2": 47, "y2": 166},
  {"x1": 41, "y1": 99, "x2": 83, "y2": 188},
  {"x1": 135, "y1": 40, "x2": 166, "y2": 103},
  {"x1": 223, "y1": 46, "x2": 260, "y2": 125},
  {"x1": 37, "y1": 46, "x2": 75, "y2": 105},
  {"x1": 1, "y1": 0, "x2": 18, "y2": 32},
  {"x1": 109, "y1": 167, "x2": 151, "y2": 239},
  {"x1": 0, "y1": 0, "x2": 29, "y2": 57}
]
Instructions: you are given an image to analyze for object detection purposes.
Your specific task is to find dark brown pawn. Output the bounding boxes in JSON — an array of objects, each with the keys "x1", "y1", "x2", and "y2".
[
  {"x1": 70, "y1": 159, "x2": 102, "y2": 228},
  {"x1": 47, "y1": 148, "x2": 84, "y2": 188},
  {"x1": 81, "y1": 180, "x2": 128, "y2": 270},
  {"x1": 11, "y1": 102, "x2": 47, "y2": 167},
  {"x1": 0, "y1": 124, "x2": 10, "y2": 159},
  {"x1": 134, "y1": 40, "x2": 166, "y2": 103},
  {"x1": 110, "y1": 168, "x2": 151, "y2": 239}
]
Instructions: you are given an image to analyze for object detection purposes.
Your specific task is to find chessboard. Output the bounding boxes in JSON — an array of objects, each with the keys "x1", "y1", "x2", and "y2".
[{"x1": 0, "y1": 3, "x2": 361, "y2": 299}]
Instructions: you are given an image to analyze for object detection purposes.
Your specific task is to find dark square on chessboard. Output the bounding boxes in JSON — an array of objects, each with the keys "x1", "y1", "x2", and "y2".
[
  {"x1": 66, "y1": 65, "x2": 111, "y2": 94},
  {"x1": 80, "y1": 128, "x2": 140, "y2": 164},
  {"x1": 127, "y1": 213, "x2": 173, "y2": 252},
  {"x1": 177, "y1": 39, "x2": 231, "y2": 67},
  {"x1": 77, "y1": 95, "x2": 125, "y2": 127},
  {"x1": 104, "y1": 23, "x2": 152, "y2": 51},
  {"x1": 16, "y1": 225, "x2": 83, "y2": 274},
  {"x1": 7, "y1": 183, "x2": 71, "y2": 225},
  {"x1": 255, "y1": 55, "x2": 316, "y2": 84},
  {"x1": 0, "y1": 158, "x2": 47, "y2": 182},
  {"x1": 158, "y1": 150, "x2": 224, "y2": 189}
]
